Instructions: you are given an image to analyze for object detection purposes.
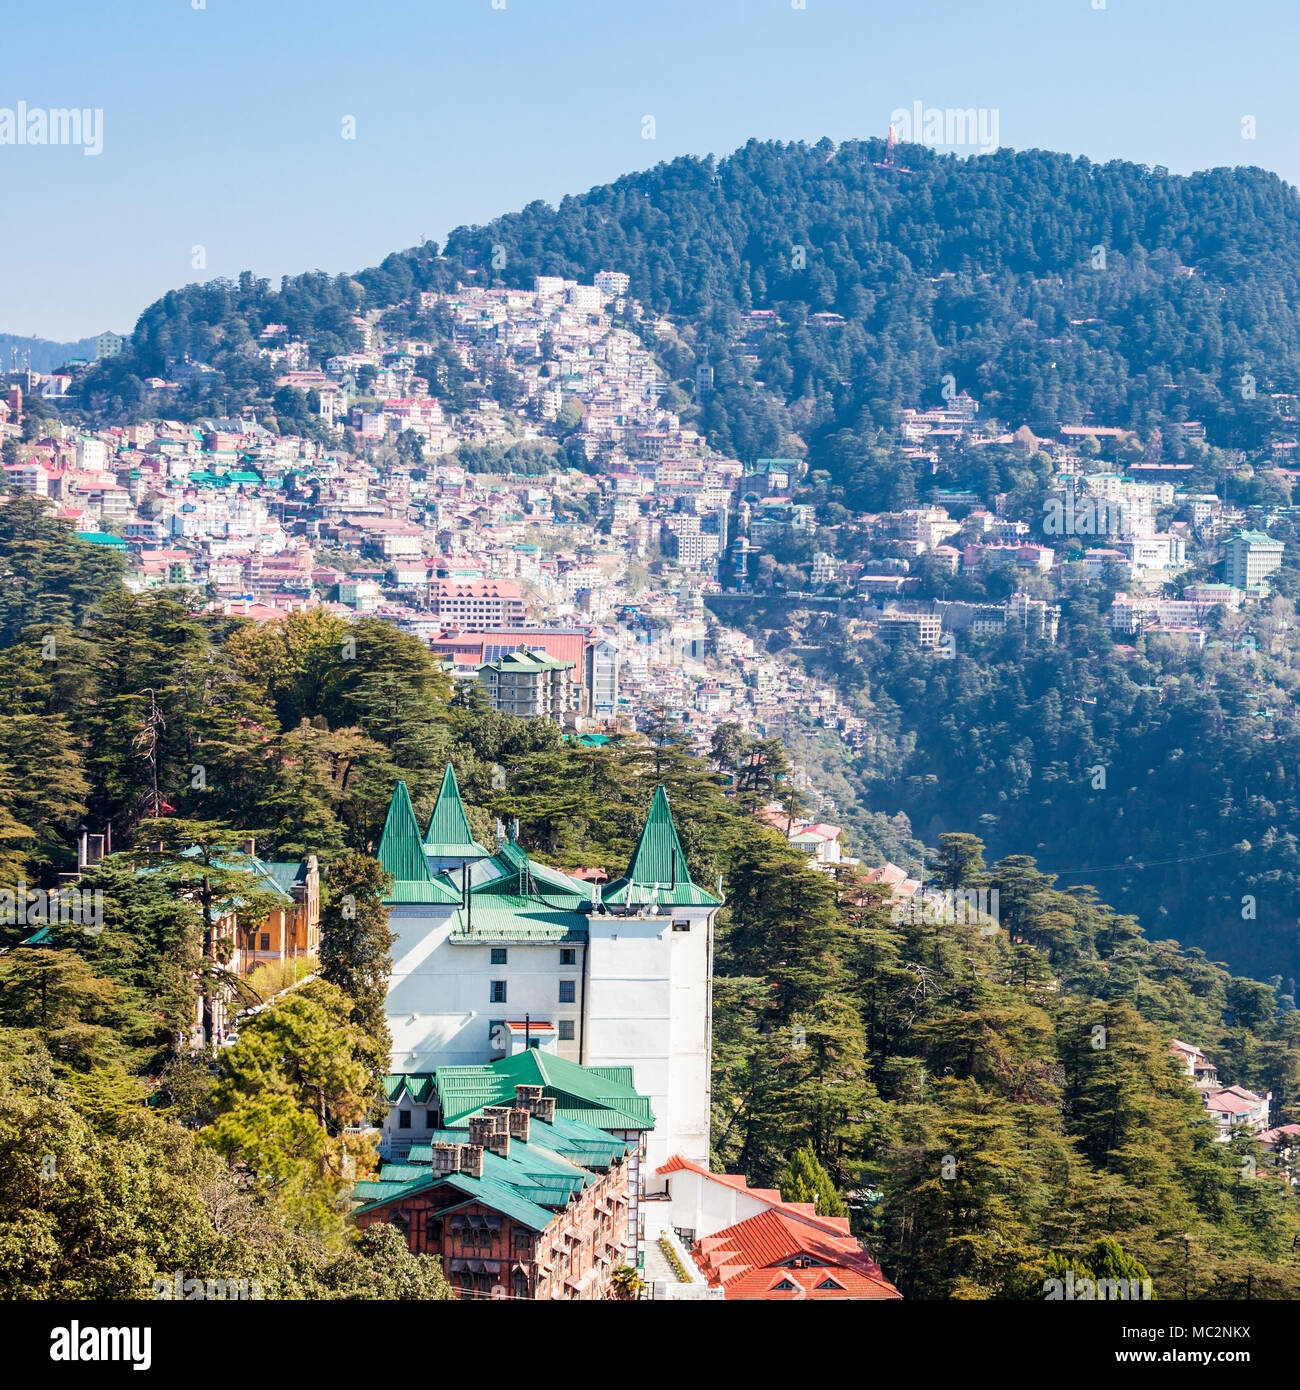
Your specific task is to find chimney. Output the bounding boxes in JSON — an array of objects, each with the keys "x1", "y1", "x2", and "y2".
[
  {"x1": 459, "y1": 1144, "x2": 484, "y2": 1179},
  {"x1": 429, "y1": 1142, "x2": 460, "y2": 1175},
  {"x1": 467, "y1": 1116, "x2": 495, "y2": 1147},
  {"x1": 514, "y1": 1084, "x2": 543, "y2": 1112},
  {"x1": 533, "y1": 1097, "x2": 556, "y2": 1124},
  {"x1": 478, "y1": 1107, "x2": 512, "y2": 1155},
  {"x1": 241, "y1": 837, "x2": 256, "y2": 857},
  {"x1": 508, "y1": 1107, "x2": 531, "y2": 1142}
]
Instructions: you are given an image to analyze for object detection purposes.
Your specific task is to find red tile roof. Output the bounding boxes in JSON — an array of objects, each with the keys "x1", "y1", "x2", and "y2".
[{"x1": 693, "y1": 1209, "x2": 901, "y2": 1301}]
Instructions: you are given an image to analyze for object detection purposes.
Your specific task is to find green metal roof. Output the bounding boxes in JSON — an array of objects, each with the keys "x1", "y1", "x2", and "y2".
[
  {"x1": 448, "y1": 901, "x2": 588, "y2": 943},
  {"x1": 478, "y1": 647, "x2": 574, "y2": 674},
  {"x1": 472, "y1": 840, "x2": 590, "y2": 906},
  {"x1": 262, "y1": 860, "x2": 307, "y2": 894},
  {"x1": 602, "y1": 785, "x2": 719, "y2": 906},
  {"x1": 378, "y1": 782, "x2": 429, "y2": 883},
  {"x1": 435, "y1": 1051, "x2": 653, "y2": 1131},
  {"x1": 386, "y1": 878, "x2": 461, "y2": 905},
  {"x1": 382, "y1": 1073, "x2": 438, "y2": 1105},
  {"x1": 377, "y1": 781, "x2": 458, "y2": 904},
  {"x1": 424, "y1": 762, "x2": 489, "y2": 859},
  {"x1": 354, "y1": 1111, "x2": 635, "y2": 1224}
]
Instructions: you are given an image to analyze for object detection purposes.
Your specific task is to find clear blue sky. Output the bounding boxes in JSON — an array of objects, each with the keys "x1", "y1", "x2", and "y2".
[{"x1": 2, "y1": 0, "x2": 1296, "y2": 341}]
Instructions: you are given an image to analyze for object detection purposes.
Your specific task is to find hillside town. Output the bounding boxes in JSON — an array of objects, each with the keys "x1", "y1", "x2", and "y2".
[{"x1": 5, "y1": 270, "x2": 1300, "y2": 1302}]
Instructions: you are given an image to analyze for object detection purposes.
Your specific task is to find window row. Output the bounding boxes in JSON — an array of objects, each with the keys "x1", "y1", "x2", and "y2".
[
  {"x1": 490, "y1": 947, "x2": 577, "y2": 965},
  {"x1": 489, "y1": 980, "x2": 576, "y2": 1003}
]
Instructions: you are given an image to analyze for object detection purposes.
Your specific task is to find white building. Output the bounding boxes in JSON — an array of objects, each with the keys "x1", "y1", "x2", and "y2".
[{"x1": 379, "y1": 767, "x2": 719, "y2": 1176}]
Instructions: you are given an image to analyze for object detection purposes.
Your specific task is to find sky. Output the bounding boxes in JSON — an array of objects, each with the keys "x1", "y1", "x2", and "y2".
[{"x1": 2, "y1": 0, "x2": 1297, "y2": 342}]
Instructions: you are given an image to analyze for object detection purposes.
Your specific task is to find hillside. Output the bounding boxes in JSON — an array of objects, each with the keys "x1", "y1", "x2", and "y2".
[{"x1": 78, "y1": 139, "x2": 1300, "y2": 470}]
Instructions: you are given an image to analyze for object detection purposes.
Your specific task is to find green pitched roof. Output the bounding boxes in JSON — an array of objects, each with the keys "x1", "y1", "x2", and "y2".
[
  {"x1": 435, "y1": 1050, "x2": 654, "y2": 1131},
  {"x1": 378, "y1": 782, "x2": 428, "y2": 882},
  {"x1": 603, "y1": 785, "x2": 720, "y2": 907},
  {"x1": 382, "y1": 1073, "x2": 438, "y2": 1105},
  {"x1": 377, "y1": 781, "x2": 460, "y2": 905},
  {"x1": 447, "y1": 901, "x2": 588, "y2": 943},
  {"x1": 424, "y1": 762, "x2": 489, "y2": 858},
  {"x1": 478, "y1": 647, "x2": 574, "y2": 674}
]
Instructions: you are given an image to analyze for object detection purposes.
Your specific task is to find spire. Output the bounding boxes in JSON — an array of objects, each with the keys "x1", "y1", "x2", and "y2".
[
  {"x1": 424, "y1": 762, "x2": 489, "y2": 858},
  {"x1": 377, "y1": 781, "x2": 433, "y2": 883},
  {"x1": 600, "y1": 785, "x2": 720, "y2": 908},
  {"x1": 625, "y1": 786, "x2": 691, "y2": 890}
]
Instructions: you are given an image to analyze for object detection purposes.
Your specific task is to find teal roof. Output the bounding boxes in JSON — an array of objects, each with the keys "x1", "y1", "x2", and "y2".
[
  {"x1": 377, "y1": 781, "x2": 460, "y2": 905},
  {"x1": 448, "y1": 901, "x2": 588, "y2": 943},
  {"x1": 478, "y1": 647, "x2": 574, "y2": 674},
  {"x1": 77, "y1": 532, "x2": 128, "y2": 548},
  {"x1": 383, "y1": 1073, "x2": 438, "y2": 1105},
  {"x1": 424, "y1": 762, "x2": 489, "y2": 859},
  {"x1": 435, "y1": 1051, "x2": 654, "y2": 1131},
  {"x1": 602, "y1": 785, "x2": 719, "y2": 907},
  {"x1": 472, "y1": 840, "x2": 590, "y2": 907},
  {"x1": 353, "y1": 1116, "x2": 635, "y2": 1229},
  {"x1": 387, "y1": 878, "x2": 461, "y2": 905},
  {"x1": 262, "y1": 860, "x2": 307, "y2": 894}
]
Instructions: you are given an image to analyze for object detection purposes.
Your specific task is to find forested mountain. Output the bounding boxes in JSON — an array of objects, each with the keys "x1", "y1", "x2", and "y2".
[
  {"x1": 79, "y1": 139, "x2": 1300, "y2": 467},
  {"x1": 63, "y1": 135, "x2": 1300, "y2": 985}
]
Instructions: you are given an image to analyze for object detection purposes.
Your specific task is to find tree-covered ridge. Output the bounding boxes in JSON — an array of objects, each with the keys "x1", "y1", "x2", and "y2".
[
  {"x1": 725, "y1": 569, "x2": 1300, "y2": 985},
  {"x1": 77, "y1": 140, "x2": 1300, "y2": 460},
  {"x1": 714, "y1": 828, "x2": 1300, "y2": 1299}
]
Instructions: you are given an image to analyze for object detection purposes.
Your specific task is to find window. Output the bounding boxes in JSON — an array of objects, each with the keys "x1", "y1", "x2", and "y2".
[
  {"x1": 672, "y1": 920, "x2": 690, "y2": 932},
  {"x1": 558, "y1": 1020, "x2": 575, "y2": 1042},
  {"x1": 490, "y1": 947, "x2": 508, "y2": 965},
  {"x1": 426, "y1": 1109, "x2": 439, "y2": 1130},
  {"x1": 490, "y1": 980, "x2": 507, "y2": 1003},
  {"x1": 772, "y1": 1279, "x2": 797, "y2": 1291},
  {"x1": 560, "y1": 948, "x2": 576, "y2": 966},
  {"x1": 259, "y1": 932, "x2": 271, "y2": 950},
  {"x1": 558, "y1": 980, "x2": 576, "y2": 1004},
  {"x1": 398, "y1": 1110, "x2": 411, "y2": 1129},
  {"x1": 528, "y1": 1038, "x2": 541, "y2": 1050},
  {"x1": 817, "y1": 1278, "x2": 844, "y2": 1291}
]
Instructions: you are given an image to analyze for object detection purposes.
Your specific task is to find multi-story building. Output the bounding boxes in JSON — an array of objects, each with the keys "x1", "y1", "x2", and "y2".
[
  {"x1": 876, "y1": 609, "x2": 942, "y2": 650},
  {"x1": 477, "y1": 648, "x2": 580, "y2": 721},
  {"x1": 585, "y1": 638, "x2": 619, "y2": 716},
  {"x1": 355, "y1": 1077, "x2": 641, "y2": 1299},
  {"x1": 429, "y1": 578, "x2": 526, "y2": 628},
  {"x1": 1223, "y1": 530, "x2": 1284, "y2": 592},
  {"x1": 379, "y1": 770, "x2": 719, "y2": 1175}
]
